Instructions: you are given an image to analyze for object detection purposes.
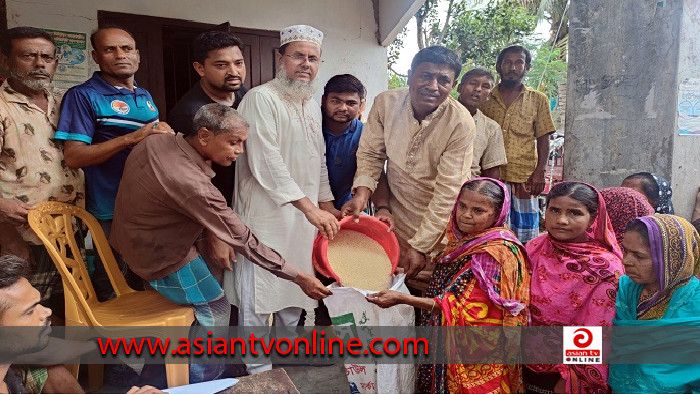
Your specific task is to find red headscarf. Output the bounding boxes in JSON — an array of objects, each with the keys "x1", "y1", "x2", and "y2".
[{"x1": 601, "y1": 187, "x2": 655, "y2": 245}]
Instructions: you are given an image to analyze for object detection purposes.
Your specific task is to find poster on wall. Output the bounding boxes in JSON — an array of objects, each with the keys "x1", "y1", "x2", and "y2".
[
  {"x1": 678, "y1": 77, "x2": 700, "y2": 135},
  {"x1": 44, "y1": 29, "x2": 89, "y2": 90}
]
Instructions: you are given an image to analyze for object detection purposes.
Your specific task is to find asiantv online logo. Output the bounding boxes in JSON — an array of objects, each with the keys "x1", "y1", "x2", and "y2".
[{"x1": 563, "y1": 326, "x2": 602, "y2": 364}]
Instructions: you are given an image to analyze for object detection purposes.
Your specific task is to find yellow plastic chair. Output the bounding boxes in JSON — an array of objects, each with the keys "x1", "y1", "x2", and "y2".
[{"x1": 27, "y1": 201, "x2": 194, "y2": 389}]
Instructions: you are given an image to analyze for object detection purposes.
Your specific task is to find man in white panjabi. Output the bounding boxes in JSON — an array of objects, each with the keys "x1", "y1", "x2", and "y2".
[{"x1": 223, "y1": 25, "x2": 339, "y2": 374}]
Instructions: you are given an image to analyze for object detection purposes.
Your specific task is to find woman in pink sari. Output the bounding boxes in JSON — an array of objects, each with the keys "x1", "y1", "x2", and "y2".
[{"x1": 524, "y1": 182, "x2": 624, "y2": 394}]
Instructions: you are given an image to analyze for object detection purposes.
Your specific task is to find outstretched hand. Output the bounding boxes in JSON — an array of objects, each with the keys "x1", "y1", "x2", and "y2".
[
  {"x1": 293, "y1": 272, "x2": 332, "y2": 300},
  {"x1": 365, "y1": 290, "x2": 405, "y2": 308}
]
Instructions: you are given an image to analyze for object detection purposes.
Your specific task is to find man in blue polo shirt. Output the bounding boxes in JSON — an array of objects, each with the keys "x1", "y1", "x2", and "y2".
[
  {"x1": 56, "y1": 26, "x2": 173, "y2": 228},
  {"x1": 55, "y1": 26, "x2": 174, "y2": 298}
]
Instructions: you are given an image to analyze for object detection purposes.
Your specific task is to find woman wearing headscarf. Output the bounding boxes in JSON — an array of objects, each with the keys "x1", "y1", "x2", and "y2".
[
  {"x1": 525, "y1": 182, "x2": 624, "y2": 394},
  {"x1": 600, "y1": 187, "x2": 655, "y2": 245},
  {"x1": 367, "y1": 178, "x2": 531, "y2": 394},
  {"x1": 621, "y1": 172, "x2": 675, "y2": 214},
  {"x1": 609, "y1": 215, "x2": 700, "y2": 393}
]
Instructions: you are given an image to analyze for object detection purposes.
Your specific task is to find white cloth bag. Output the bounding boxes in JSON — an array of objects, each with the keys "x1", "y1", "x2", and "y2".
[{"x1": 323, "y1": 274, "x2": 415, "y2": 394}]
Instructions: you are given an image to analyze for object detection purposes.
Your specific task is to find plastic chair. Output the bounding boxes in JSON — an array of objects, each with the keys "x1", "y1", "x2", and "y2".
[{"x1": 27, "y1": 201, "x2": 194, "y2": 389}]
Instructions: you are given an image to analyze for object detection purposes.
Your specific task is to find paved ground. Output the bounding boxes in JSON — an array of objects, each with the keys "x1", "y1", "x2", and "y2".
[
  {"x1": 89, "y1": 364, "x2": 349, "y2": 393},
  {"x1": 284, "y1": 364, "x2": 349, "y2": 394}
]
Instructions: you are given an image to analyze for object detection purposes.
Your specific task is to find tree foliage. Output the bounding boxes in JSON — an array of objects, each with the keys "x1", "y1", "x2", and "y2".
[
  {"x1": 511, "y1": 0, "x2": 569, "y2": 45},
  {"x1": 443, "y1": 1, "x2": 537, "y2": 70},
  {"x1": 524, "y1": 43, "x2": 567, "y2": 98},
  {"x1": 387, "y1": 0, "x2": 568, "y2": 96}
]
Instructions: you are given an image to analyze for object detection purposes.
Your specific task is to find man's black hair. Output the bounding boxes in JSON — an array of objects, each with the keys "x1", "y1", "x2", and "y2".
[
  {"x1": 410, "y1": 46, "x2": 462, "y2": 79},
  {"x1": 0, "y1": 255, "x2": 29, "y2": 318},
  {"x1": 496, "y1": 45, "x2": 532, "y2": 67},
  {"x1": 323, "y1": 74, "x2": 366, "y2": 100},
  {"x1": 1, "y1": 27, "x2": 55, "y2": 56},
  {"x1": 193, "y1": 31, "x2": 244, "y2": 65},
  {"x1": 460, "y1": 68, "x2": 495, "y2": 85}
]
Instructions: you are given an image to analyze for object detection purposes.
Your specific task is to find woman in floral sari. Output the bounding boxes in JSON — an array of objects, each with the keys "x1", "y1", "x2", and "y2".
[
  {"x1": 367, "y1": 178, "x2": 531, "y2": 394},
  {"x1": 609, "y1": 215, "x2": 700, "y2": 393},
  {"x1": 525, "y1": 181, "x2": 624, "y2": 394}
]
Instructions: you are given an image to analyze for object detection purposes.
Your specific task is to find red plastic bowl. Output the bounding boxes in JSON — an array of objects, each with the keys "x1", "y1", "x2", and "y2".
[{"x1": 312, "y1": 215, "x2": 400, "y2": 283}]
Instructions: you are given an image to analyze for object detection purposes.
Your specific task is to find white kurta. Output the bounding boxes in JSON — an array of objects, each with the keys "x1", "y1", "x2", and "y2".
[{"x1": 224, "y1": 79, "x2": 334, "y2": 314}]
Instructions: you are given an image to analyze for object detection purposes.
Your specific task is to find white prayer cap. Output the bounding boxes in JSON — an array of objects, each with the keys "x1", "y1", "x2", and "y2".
[{"x1": 280, "y1": 25, "x2": 323, "y2": 47}]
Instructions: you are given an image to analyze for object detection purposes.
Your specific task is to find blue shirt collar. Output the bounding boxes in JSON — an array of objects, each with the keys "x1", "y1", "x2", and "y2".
[
  {"x1": 322, "y1": 117, "x2": 361, "y2": 138},
  {"x1": 87, "y1": 71, "x2": 148, "y2": 96}
]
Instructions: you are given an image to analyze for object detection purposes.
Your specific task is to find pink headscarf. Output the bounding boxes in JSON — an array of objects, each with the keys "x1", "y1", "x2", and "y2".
[{"x1": 526, "y1": 182, "x2": 624, "y2": 393}]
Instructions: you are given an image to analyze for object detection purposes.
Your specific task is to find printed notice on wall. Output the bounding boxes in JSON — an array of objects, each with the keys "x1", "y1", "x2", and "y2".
[
  {"x1": 678, "y1": 77, "x2": 700, "y2": 135},
  {"x1": 44, "y1": 29, "x2": 89, "y2": 90}
]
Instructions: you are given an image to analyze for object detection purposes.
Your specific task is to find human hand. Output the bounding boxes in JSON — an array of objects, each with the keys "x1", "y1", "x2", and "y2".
[
  {"x1": 365, "y1": 290, "x2": 405, "y2": 308},
  {"x1": 305, "y1": 207, "x2": 340, "y2": 239},
  {"x1": 128, "y1": 121, "x2": 175, "y2": 146},
  {"x1": 340, "y1": 187, "x2": 371, "y2": 223},
  {"x1": 203, "y1": 231, "x2": 235, "y2": 271},
  {"x1": 126, "y1": 385, "x2": 166, "y2": 394},
  {"x1": 401, "y1": 247, "x2": 428, "y2": 279},
  {"x1": 0, "y1": 198, "x2": 34, "y2": 225},
  {"x1": 319, "y1": 201, "x2": 342, "y2": 220},
  {"x1": 526, "y1": 168, "x2": 546, "y2": 196},
  {"x1": 293, "y1": 272, "x2": 332, "y2": 300},
  {"x1": 553, "y1": 378, "x2": 566, "y2": 394},
  {"x1": 513, "y1": 182, "x2": 531, "y2": 199},
  {"x1": 374, "y1": 207, "x2": 395, "y2": 231}
]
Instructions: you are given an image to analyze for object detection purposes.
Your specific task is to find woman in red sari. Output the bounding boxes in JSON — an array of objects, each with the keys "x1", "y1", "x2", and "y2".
[
  {"x1": 367, "y1": 178, "x2": 531, "y2": 393},
  {"x1": 525, "y1": 182, "x2": 624, "y2": 394}
]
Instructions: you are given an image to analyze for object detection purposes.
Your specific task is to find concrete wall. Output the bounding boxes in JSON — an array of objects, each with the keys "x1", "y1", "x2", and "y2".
[
  {"x1": 6, "y1": 0, "x2": 388, "y2": 111},
  {"x1": 671, "y1": 0, "x2": 700, "y2": 218},
  {"x1": 565, "y1": 0, "x2": 700, "y2": 218}
]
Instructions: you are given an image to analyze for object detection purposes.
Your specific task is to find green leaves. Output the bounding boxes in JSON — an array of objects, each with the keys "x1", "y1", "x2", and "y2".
[
  {"x1": 386, "y1": 0, "x2": 568, "y2": 98},
  {"x1": 444, "y1": 0, "x2": 537, "y2": 70},
  {"x1": 525, "y1": 43, "x2": 567, "y2": 98}
]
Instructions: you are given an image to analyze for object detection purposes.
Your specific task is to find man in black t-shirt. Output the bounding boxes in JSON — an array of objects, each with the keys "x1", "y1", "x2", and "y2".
[
  {"x1": 169, "y1": 30, "x2": 248, "y2": 206},
  {"x1": 168, "y1": 31, "x2": 249, "y2": 331}
]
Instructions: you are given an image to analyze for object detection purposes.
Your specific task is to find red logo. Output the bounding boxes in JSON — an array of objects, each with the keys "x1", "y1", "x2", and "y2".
[
  {"x1": 563, "y1": 326, "x2": 602, "y2": 364},
  {"x1": 565, "y1": 349, "x2": 600, "y2": 357},
  {"x1": 111, "y1": 100, "x2": 130, "y2": 115},
  {"x1": 573, "y1": 328, "x2": 593, "y2": 348}
]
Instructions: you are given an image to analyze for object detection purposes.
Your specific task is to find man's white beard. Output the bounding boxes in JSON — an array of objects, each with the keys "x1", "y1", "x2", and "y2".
[
  {"x1": 9, "y1": 69, "x2": 51, "y2": 91},
  {"x1": 275, "y1": 66, "x2": 317, "y2": 101}
]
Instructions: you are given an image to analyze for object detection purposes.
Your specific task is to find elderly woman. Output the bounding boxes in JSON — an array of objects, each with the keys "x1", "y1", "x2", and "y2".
[
  {"x1": 600, "y1": 187, "x2": 655, "y2": 245},
  {"x1": 621, "y1": 172, "x2": 674, "y2": 214},
  {"x1": 609, "y1": 215, "x2": 700, "y2": 393},
  {"x1": 366, "y1": 178, "x2": 531, "y2": 394},
  {"x1": 525, "y1": 182, "x2": 624, "y2": 394}
]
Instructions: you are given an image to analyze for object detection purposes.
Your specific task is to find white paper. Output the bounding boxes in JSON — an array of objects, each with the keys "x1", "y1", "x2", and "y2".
[
  {"x1": 163, "y1": 378, "x2": 238, "y2": 394},
  {"x1": 678, "y1": 77, "x2": 700, "y2": 135}
]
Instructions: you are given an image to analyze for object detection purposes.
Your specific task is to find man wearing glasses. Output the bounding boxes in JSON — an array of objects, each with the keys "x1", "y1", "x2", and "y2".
[{"x1": 223, "y1": 25, "x2": 339, "y2": 374}]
